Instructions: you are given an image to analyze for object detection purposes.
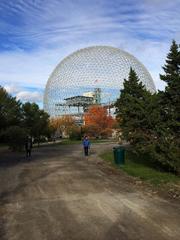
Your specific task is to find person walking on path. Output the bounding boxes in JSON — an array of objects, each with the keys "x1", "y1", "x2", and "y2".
[
  {"x1": 83, "y1": 136, "x2": 90, "y2": 156},
  {"x1": 25, "y1": 136, "x2": 33, "y2": 159}
]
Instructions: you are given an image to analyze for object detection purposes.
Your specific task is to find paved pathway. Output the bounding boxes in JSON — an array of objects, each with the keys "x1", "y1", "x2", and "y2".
[{"x1": 0, "y1": 143, "x2": 180, "y2": 240}]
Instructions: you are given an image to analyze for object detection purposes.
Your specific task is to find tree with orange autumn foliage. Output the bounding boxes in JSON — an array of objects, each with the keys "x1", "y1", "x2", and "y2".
[{"x1": 84, "y1": 105, "x2": 116, "y2": 138}]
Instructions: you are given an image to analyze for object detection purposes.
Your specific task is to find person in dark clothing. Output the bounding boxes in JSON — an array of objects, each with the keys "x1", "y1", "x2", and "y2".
[
  {"x1": 25, "y1": 136, "x2": 33, "y2": 159},
  {"x1": 83, "y1": 136, "x2": 90, "y2": 156}
]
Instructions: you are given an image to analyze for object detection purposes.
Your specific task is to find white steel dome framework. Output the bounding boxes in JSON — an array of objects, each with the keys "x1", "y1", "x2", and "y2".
[{"x1": 44, "y1": 46, "x2": 156, "y2": 116}]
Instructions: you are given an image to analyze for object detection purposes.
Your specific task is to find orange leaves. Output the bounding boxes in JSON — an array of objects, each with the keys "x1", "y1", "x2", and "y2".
[{"x1": 84, "y1": 105, "x2": 116, "y2": 137}]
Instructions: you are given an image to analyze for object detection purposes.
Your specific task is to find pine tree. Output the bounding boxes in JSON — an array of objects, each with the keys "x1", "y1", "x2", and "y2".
[
  {"x1": 160, "y1": 40, "x2": 180, "y2": 85},
  {"x1": 115, "y1": 68, "x2": 152, "y2": 149},
  {"x1": 160, "y1": 40, "x2": 180, "y2": 137},
  {"x1": 115, "y1": 42, "x2": 180, "y2": 173},
  {"x1": 158, "y1": 40, "x2": 180, "y2": 173}
]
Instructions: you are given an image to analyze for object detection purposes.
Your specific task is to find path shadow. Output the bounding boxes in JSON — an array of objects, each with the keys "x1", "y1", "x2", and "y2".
[{"x1": 0, "y1": 144, "x2": 79, "y2": 169}]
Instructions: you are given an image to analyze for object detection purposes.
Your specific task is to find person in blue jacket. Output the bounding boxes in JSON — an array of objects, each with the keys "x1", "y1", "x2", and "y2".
[{"x1": 83, "y1": 136, "x2": 90, "y2": 156}]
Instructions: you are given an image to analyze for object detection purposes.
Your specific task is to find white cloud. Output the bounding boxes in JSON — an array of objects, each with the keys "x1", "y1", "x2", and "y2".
[
  {"x1": 4, "y1": 84, "x2": 43, "y2": 103},
  {"x1": 4, "y1": 84, "x2": 21, "y2": 94},
  {"x1": 0, "y1": 0, "x2": 179, "y2": 101},
  {"x1": 16, "y1": 91, "x2": 43, "y2": 102},
  {"x1": 1, "y1": 0, "x2": 179, "y2": 46},
  {"x1": 0, "y1": 33, "x2": 171, "y2": 93}
]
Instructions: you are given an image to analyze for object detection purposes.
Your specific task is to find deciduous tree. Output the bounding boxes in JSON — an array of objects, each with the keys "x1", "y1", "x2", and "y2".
[
  {"x1": 50, "y1": 115, "x2": 76, "y2": 137},
  {"x1": 22, "y1": 102, "x2": 50, "y2": 144},
  {"x1": 84, "y1": 105, "x2": 115, "y2": 137}
]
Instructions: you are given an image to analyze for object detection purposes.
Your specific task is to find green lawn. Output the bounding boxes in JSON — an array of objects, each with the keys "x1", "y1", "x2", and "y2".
[
  {"x1": 59, "y1": 139, "x2": 114, "y2": 145},
  {"x1": 100, "y1": 149, "x2": 180, "y2": 186}
]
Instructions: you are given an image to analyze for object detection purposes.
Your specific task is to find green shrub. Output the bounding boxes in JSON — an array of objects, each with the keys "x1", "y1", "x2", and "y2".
[
  {"x1": 149, "y1": 139, "x2": 180, "y2": 175},
  {"x1": 69, "y1": 127, "x2": 81, "y2": 140},
  {"x1": 1, "y1": 126, "x2": 28, "y2": 151}
]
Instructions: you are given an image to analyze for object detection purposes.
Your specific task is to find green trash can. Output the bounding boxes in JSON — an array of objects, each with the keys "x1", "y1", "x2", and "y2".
[{"x1": 113, "y1": 146, "x2": 125, "y2": 165}]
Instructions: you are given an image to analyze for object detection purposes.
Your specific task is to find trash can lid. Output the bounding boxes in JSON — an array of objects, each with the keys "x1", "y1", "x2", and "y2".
[{"x1": 113, "y1": 146, "x2": 124, "y2": 150}]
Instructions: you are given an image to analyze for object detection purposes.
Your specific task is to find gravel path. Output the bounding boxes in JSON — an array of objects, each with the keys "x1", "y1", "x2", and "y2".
[{"x1": 0, "y1": 143, "x2": 180, "y2": 240}]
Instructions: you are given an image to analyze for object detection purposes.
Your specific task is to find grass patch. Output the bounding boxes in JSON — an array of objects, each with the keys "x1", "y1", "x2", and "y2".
[
  {"x1": 60, "y1": 139, "x2": 81, "y2": 145},
  {"x1": 100, "y1": 149, "x2": 180, "y2": 186},
  {"x1": 59, "y1": 139, "x2": 114, "y2": 145}
]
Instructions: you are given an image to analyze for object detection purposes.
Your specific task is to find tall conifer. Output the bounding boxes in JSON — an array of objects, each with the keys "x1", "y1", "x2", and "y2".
[
  {"x1": 160, "y1": 40, "x2": 180, "y2": 137},
  {"x1": 115, "y1": 68, "x2": 151, "y2": 148},
  {"x1": 158, "y1": 40, "x2": 180, "y2": 173}
]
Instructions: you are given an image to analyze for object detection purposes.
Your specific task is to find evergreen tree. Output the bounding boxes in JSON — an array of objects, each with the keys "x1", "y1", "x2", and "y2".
[
  {"x1": 115, "y1": 68, "x2": 152, "y2": 149},
  {"x1": 160, "y1": 40, "x2": 180, "y2": 137},
  {"x1": 0, "y1": 86, "x2": 22, "y2": 131},
  {"x1": 157, "y1": 40, "x2": 180, "y2": 173},
  {"x1": 160, "y1": 40, "x2": 180, "y2": 84},
  {"x1": 115, "y1": 41, "x2": 180, "y2": 173}
]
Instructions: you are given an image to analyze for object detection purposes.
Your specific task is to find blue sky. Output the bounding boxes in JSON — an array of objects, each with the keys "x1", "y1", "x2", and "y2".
[{"x1": 0, "y1": 0, "x2": 179, "y2": 106}]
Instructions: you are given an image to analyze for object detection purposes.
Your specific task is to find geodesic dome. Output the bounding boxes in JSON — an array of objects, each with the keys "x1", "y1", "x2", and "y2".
[{"x1": 44, "y1": 46, "x2": 156, "y2": 116}]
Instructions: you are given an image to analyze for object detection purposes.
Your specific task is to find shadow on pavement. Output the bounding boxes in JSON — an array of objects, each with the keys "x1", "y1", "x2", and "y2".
[{"x1": 0, "y1": 144, "x2": 79, "y2": 169}]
